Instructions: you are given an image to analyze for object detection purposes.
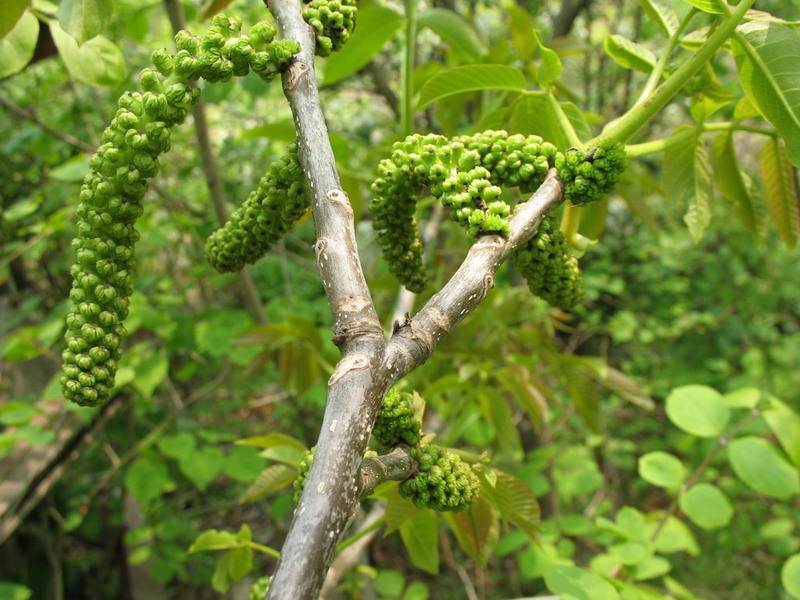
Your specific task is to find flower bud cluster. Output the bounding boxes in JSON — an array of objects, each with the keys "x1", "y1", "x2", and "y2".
[
  {"x1": 511, "y1": 216, "x2": 584, "y2": 309},
  {"x1": 372, "y1": 388, "x2": 422, "y2": 448},
  {"x1": 63, "y1": 15, "x2": 300, "y2": 406},
  {"x1": 555, "y1": 139, "x2": 626, "y2": 205},
  {"x1": 369, "y1": 131, "x2": 561, "y2": 292},
  {"x1": 399, "y1": 445, "x2": 480, "y2": 512},
  {"x1": 302, "y1": 0, "x2": 357, "y2": 56},
  {"x1": 205, "y1": 146, "x2": 307, "y2": 272}
]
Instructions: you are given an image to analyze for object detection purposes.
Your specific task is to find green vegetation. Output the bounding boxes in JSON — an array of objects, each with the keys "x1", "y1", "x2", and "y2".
[{"x1": 2, "y1": 0, "x2": 800, "y2": 598}]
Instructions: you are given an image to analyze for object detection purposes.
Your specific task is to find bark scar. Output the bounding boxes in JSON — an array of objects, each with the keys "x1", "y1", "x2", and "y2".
[
  {"x1": 328, "y1": 353, "x2": 371, "y2": 386},
  {"x1": 480, "y1": 273, "x2": 495, "y2": 300},
  {"x1": 327, "y1": 188, "x2": 353, "y2": 216},
  {"x1": 284, "y1": 60, "x2": 310, "y2": 93}
]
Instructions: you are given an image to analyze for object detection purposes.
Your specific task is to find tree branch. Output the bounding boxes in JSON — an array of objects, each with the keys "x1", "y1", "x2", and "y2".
[
  {"x1": 264, "y1": 1, "x2": 386, "y2": 597},
  {"x1": 264, "y1": 4, "x2": 566, "y2": 596},
  {"x1": 385, "y1": 171, "x2": 565, "y2": 377}
]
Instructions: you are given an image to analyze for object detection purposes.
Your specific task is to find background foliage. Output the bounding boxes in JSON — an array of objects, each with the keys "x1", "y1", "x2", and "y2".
[{"x1": 1, "y1": 0, "x2": 800, "y2": 599}]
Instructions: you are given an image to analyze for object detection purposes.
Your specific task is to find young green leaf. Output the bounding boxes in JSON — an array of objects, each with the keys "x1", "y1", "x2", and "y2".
[
  {"x1": 678, "y1": 483, "x2": 734, "y2": 529},
  {"x1": 662, "y1": 128, "x2": 713, "y2": 242},
  {"x1": 240, "y1": 464, "x2": 297, "y2": 503},
  {"x1": 733, "y1": 22, "x2": 800, "y2": 167},
  {"x1": 604, "y1": 34, "x2": 655, "y2": 73},
  {"x1": 635, "y1": 0, "x2": 679, "y2": 36},
  {"x1": 762, "y1": 396, "x2": 800, "y2": 468},
  {"x1": 56, "y1": 0, "x2": 114, "y2": 45},
  {"x1": 638, "y1": 452, "x2": 686, "y2": 488},
  {"x1": 444, "y1": 496, "x2": 498, "y2": 565},
  {"x1": 783, "y1": 554, "x2": 800, "y2": 599},
  {"x1": 0, "y1": 0, "x2": 30, "y2": 38},
  {"x1": 680, "y1": 0, "x2": 725, "y2": 14},
  {"x1": 0, "y1": 10, "x2": 38, "y2": 79},
  {"x1": 544, "y1": 565, "x2": 620, "y2": 600},
  {"x1": 322, "y1": 4, "x2": 403, "y2": 85},
  {"x1": 50, "y1": 21, "x2": 126, "y2": 87},
  {"x1": 665, "y1": 385, "x2": 729, "y2": 437},
  {"x1": 417, "y1": 65, "x2": 526, "y2": 110},
  {"x1": 728, "y1": 436, "x2": 800, "y2": 500},
  {"x1": 417, "y1": 9, "x2": 484, "y2": 62},
  {"x1": 399, "y1": 510, "x2": 439, "y2": 574},
  {"x1": 710, "y1": 131, "x2": 761, "y2": 235},
  {"x1": 759, "y1": 137, "x2": 800, "y2": 248}
]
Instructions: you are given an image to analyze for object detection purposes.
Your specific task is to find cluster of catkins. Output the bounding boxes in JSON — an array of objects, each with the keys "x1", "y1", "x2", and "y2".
[
  {"x1": 372, "y1": 387, "x2": 422, "y2": 448},
  {"x1": 556, "y1": 139, "x2": 627, "y2": 206},
  {"x1": 399, "y1": 445, "x2": 480, "y2": 512},
  {"x1": 205, "y1": 146, "x2": 307, "y2": 272},
  {"x1": 370, "y1": 131, "x2": 625, "y2": 309},
  {"x1": 61, "y1": 15, "x2": 300, "y2": 407},
  {"x1": 293, "y1": 389, "x2": 479, "y2": 512},
  {"x1": 511, "y1": 216, "x2": 584, "y2": 309},
  {"x1": 302, "y1": 0, "x2": 357, "y2": 56}
]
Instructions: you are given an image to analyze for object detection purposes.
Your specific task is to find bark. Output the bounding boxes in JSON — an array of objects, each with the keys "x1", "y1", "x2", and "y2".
[{"x1": 264, "y1": 2, "x2": 566, "y2": 597}]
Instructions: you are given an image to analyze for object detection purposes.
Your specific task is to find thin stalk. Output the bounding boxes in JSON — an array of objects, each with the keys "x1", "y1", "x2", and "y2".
[
  {"x1": 559, "y1": 201, "x2": 582, "y2": 241},
  {"x1": 633, "y1": 8, "x2": 698, "y2": 107},
  {"x1": 625, "y1": 121, "x2": 777, "y2": 158},
  {"x1": 592, "y1": 0, "x2": 756, "y2": 145},
  {"x1": 546, "y1": 90, "x2": 583, "y2": 148},
  {"x1": 400, "y1": 0, "x2": 419, "y2": 137},
  {"x1": 335, "y1": 514, "x2": 386, "y2": 553}
]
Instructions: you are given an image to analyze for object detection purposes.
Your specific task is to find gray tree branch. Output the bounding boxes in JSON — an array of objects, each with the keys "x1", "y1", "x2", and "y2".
[{"x1": 264, "y1": 3, "x2": 566, "y2": 597}]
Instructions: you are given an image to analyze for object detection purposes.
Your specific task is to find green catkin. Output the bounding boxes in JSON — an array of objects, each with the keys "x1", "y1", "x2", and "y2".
[
  {"x1": 302, "y1": 0, "x2": 358, "y2": 56},
  {"x1": 399, "y1": 445, "x2": 480, "y2": 512},
  {"x1": 555, "y1": 139, "x2": 627, "y2": 206},
  {"x1": 204, "y1": 146, "x2": 308, "y2": 272},
  {"x1": 369, "y1": 130, "x2": 561, "y2": 293},
  {"x1": 373, "y1": 388, "x2": 422, "y2": 448},
  {"x1": 61, "y1": 15, "x2": 300, "y2": 407},
  {"x1": 511, "y1": 216, "x2": 584, "y2": 310}
]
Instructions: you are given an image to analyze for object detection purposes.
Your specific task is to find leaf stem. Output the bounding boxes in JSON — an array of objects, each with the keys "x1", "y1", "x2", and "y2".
[
  {"x1": 400, "y1": 0, "x2": 419, "y2": 137},
  {"x1": 546, "y1": 90, "x2": 583, "y2": 148},
  {"x1": 625, "y1": 121, "x2": 777, "y2": 158},
  {"x1": 633, "y1": 8, "x2": 698, "y2": 107},
  {"x1": 592, "y1": 0, "x2": 756, "y2": 145},
  {"x1": 335, "y1": 514, "x2": 386, "y2": 553},
  {"x1": 248, "y1": 541, "x2": 282, "y2": 559}
]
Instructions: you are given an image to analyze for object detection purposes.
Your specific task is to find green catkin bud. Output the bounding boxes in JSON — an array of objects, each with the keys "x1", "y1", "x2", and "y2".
[
  {"x1": 399, "y1": 445, "x2": 480, "y2": 512},
  {"x1": 249, "y1": 577, "x2": 271, "y2": 600},
  {"x1": 373, "y1": 388, "x2": 422, "y2": 448},
  {"x1": 511, "y1": 216, "x2": 584, "y2": 309},
  {"x1": 204, "y1": 146, "x2": 308, "y2": 273},
  {"x1": 369, "y1": 130, "x2": 562, "y2": 292},
  {"x1": 62, "y1": 15, "x2": 300, "y2": 407},
  {"x1": 555, "y1": 139, "x2": 626, "y2": 206},
  {"x1": 302, "y1": 0, "x2": 357, "y2": 56},
  {"x1": 293, "y1": 446, "x2": 376, "y2": 504}
]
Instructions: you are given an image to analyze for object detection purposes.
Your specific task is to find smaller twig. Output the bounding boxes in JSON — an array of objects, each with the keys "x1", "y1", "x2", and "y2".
[
  {"x1": 0, "y1": 229, "x2": 55, "y2": 270},
  {"x1": 441, "y1": 531, "x2": 479, "y2": 600},
  {"x1": 0, "y1": 92, "x2": 93, "y2": 152},
  {"x1": 359, "y1": 447, "x2": 415, "y2": 498}
]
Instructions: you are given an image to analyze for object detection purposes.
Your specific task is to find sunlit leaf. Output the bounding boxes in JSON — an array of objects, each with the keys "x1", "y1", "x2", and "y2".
[
  {"x1": 679, "y1": 483, "x2": 733, "y2": 529},
  {"x1": 418, "y1": 9, "x2": 484, "y2": 62},
  {"x1": 604, "y1": 34, "x2": 655, "y2": 73},
  {"x1": 639, "y1": 452, "x2": 686, "y2": 488},
  {"x1": 240, "y1": 464, "x2": 297, "y2": 503},
  {"x1": 733, "y1": 21, "x2": 800, "y2": 166},
  {"x1": 0, "y1": 10, "x2": 38, "y2": 78},
  {"x1": 544, "y1": 565, "x2": 620, "y2": 600},
  {"x1": 56, "y1": 0, "x2": 114, "y2": 44},
  {"x1": 759, "y1": 137, "x2": 800, "y2": 248},
  {"x1": 417, "y1": 65, "x2": 526, "y2": 110},
  {"x1": 666, "y1": 385, "x2": 729, "y2": 437},
  {"x1": 728, "y1": 436, "x2": 800, "y2": 500},
  {"x1": 50, "y1": 20, "x2": 126, "y2": 87},
  {"x1": 635, "y1": 0, "x2": 679, "y2": 36},
  {"x1": 0, "y1": 0, "x2": 30, "y2": 38},
  {"x1": 399, "y1": 510, "x2": 439, "y2": 574}
]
